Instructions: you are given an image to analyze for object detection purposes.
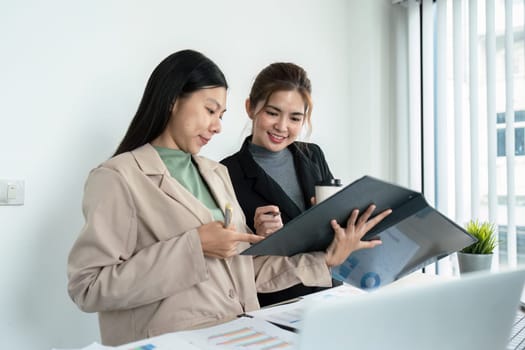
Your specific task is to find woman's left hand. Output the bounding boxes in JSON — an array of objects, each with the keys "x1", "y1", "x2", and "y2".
[{"x1": 324, "y1": 204, "x2": 392, "y2": 267}]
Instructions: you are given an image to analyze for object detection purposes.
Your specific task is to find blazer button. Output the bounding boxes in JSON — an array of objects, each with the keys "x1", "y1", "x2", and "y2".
[{"x1": 228, "y1": 289, "x2": 235, "y2": 299}]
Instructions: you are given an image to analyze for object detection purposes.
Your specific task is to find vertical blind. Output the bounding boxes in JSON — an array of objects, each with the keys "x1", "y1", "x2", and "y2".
[
  {"x1": 505, "y1": 0, "x2": 517, "y2": 267},
  {"x1": 395, "y1": 0, "x2": 525, "y2": 275}
]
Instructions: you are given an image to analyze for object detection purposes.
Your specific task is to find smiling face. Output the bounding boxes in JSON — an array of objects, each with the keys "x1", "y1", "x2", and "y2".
[
  {"x1": 249, "y1": 90, "x2": 306, "y2": 152},
  {"x1": 153, "y1": 87, "x2": 227, "y2": 154}
]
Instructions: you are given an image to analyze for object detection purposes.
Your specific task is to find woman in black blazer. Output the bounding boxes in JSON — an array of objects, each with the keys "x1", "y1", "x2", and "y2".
[
  {"x1": 222, "y1": 137, "x2": 332, "y2": 233},
  {"x1": 221, "y1": 62, "x2": 389, "y2": 307}
]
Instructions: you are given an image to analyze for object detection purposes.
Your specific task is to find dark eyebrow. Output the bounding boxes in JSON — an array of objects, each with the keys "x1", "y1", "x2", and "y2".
[
  {"x1": 267, "y1": 104, "x2": 304, "y2": 116},
  {"x1": 206, "y1": 98, "x2": 227, "y2": 113},
  {"x1": 266, "y1": 104, "x2": 282, "y2": 113}
]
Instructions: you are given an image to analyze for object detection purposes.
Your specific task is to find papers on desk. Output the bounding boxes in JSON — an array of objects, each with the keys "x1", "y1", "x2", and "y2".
[
  {"x1": 52, "y1": 342, "x2": 115, "y2": 350},
  {"x1": 246, "y1": 284, "x2": 366, "y2": 331},
  {"x1": 117, "y1": 317, "x2": 296, "y2": 350},
  {"x1": 178, "y1": 317, "x2": 297, "y2": 349},
  {"x1": 114, "y1": 331, "x2": 201, "y2": 349},
  {"x1": 55, "y1": 317, "x2": 297, "y2": 350},
  {"x1": 52, "y1": 334, "x2": 200, "y2": 350}
]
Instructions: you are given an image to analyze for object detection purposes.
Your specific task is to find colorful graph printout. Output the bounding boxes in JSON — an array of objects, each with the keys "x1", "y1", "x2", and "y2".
[{"x1": 179, "y1": 317, "x2": 296, "y2": 350}]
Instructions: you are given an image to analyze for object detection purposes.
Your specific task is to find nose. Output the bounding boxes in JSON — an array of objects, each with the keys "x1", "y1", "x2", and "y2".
[
  {"x1": 274, "y1": 116, "x2": 287, "y2": 131},
  {"x1": 210, "y1": 116, "x2": 222, "y2": 134}
]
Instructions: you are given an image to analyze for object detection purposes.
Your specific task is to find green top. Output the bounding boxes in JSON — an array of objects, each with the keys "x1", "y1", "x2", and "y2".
[{"x1": 155, "y1": 146, "x2": 224, "y2": 221}]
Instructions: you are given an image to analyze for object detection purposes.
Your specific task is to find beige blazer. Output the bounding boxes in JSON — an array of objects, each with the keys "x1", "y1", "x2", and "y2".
[{"x1": 67, "y1": 144, "x2": 331, "y2": 346}]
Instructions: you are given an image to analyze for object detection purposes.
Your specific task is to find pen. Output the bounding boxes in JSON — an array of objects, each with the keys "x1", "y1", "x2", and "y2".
[
  {"x1": 264, "y1": 211, "x2": 280, "y2": 217},
  {"x1": 224, "y1": 203, "x2": 233, "y2": 228}
]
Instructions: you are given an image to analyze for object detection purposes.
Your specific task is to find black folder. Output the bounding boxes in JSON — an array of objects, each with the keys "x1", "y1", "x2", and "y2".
[{"x1": 241, "y1": 176, "x2": 476, "y2": 287}]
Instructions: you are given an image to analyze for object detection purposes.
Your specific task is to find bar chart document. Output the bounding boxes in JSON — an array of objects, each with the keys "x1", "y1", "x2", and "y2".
[{"x1": 178, "y1": 317, "x2": 297, "y2": 349}]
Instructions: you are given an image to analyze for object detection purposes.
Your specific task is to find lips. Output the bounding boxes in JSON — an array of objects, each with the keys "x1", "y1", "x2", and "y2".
[
  {"x1": 268, "y1": 132, "x2": 286, "y2": 143},
  {"x1": 199, "y1": 135, "x2": 210, "y2": 146}
]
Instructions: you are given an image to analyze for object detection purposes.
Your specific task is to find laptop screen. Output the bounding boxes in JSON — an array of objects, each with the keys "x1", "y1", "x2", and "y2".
[{"x1": 297, "y1": 269, "x2": 525, "y2": 350}]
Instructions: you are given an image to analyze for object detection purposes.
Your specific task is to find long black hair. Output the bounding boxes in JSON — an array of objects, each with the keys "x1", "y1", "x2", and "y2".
[{"x1": 113, "y1": 49, "x2": 228, "y2": 156}]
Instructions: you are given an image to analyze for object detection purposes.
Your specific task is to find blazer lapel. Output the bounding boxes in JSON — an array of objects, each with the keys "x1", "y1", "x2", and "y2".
[
  {"x1": 237, "y1": 138, "x2": 302, "y2": 219},
  {"x1": 290, "y1": 144, "x2": 318, "y2": 209},
  {"x1": 131, "y1": 144, "x2": 213, "y2": 224}
]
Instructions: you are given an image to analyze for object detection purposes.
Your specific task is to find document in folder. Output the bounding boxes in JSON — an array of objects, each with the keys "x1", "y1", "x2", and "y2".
[{"x1": 241, "y1": 175, "x2": 476, "y2": 289}]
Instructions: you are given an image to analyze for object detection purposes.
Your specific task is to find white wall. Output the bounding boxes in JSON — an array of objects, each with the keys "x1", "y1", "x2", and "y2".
[{"x1": 0, "y1": 0, "x2": 396, "y2": 348}]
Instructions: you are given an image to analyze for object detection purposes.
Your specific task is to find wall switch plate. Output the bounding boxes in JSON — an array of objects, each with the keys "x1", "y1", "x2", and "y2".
[{"x1": 0, "y1": 180, "x2": 25, "y2": 206}]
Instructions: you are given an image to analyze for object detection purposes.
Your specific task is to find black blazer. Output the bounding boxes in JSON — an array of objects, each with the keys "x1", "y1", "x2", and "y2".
[{"x1": 221, "y1": 136, "x2": 341, "y2": 306}]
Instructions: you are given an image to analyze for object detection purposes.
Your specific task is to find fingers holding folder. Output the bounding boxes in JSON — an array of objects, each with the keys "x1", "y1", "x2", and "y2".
[{"x1": 325, "y1": 204, "x2": 392, "y2": 267}]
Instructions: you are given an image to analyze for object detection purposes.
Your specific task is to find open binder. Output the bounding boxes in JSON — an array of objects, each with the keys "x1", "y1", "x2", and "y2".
[{"x1": 241, "y1": 176, "x2": 476, "y2": 289}]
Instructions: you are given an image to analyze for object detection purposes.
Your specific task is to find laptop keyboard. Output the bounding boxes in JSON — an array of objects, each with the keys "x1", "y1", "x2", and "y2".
[{"x1": 508, "y1": 310, "x2": 525, "y2": 350}]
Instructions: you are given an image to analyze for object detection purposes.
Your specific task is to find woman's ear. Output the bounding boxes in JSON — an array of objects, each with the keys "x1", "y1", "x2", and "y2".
[
  {"x1": 245, "y1": 98, "x2": 254, "y2": 120},
  {"x1": 170, "y1": 98, "x2": 179, "y2": 115}
]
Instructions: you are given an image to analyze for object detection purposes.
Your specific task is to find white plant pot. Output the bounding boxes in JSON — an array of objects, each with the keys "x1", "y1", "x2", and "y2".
[{"x1": 457, "y1": 252, "x2": 493, "y2": 275}]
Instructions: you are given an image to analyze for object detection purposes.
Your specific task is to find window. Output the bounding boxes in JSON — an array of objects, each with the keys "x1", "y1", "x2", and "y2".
[
  {"x1": 497, "y1": 111, "x2": 525, "y2": 157},
  {"x1": 395, "y1": 0, "x2": 525, "y2": 274}
]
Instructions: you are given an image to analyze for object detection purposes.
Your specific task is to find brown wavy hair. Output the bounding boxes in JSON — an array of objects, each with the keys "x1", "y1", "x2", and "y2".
[{"x1": 247, "y1": 62, "x2": 313, "y2": 137}]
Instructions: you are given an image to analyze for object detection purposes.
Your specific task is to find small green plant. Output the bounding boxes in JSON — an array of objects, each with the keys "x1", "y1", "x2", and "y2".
[{"x1": 461, "y1": 220, "x2": 497, "y2": 254}]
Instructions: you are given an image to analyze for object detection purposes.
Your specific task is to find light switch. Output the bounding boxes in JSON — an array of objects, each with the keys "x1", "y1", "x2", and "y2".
[
  {"x1": 0, "y1": 180, "x2": 25, "y2": 206},
  {"x1": 7, "y1": 184, "x2": 17, "y2": 200}
]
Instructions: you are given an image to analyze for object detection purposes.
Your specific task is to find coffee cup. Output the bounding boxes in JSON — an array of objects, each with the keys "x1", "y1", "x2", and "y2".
[{"x1": 315, "y1": 179, "x2": 343, "y2": 203}]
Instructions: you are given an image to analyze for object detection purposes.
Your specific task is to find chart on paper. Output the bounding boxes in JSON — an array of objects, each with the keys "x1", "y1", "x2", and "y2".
[
  {"x1": 207, "y1": 326, "x2": 291, "y2": 349},
  {"x1": 331, "y1": 225, "x2": 420, "y2": 289},
  {"x1": 179, "y1": 317, "x2": 297, "y2": 350}
]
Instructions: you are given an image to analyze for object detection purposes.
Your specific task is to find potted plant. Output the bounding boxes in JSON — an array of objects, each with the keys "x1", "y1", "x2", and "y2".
[{"x1": 457, "y1": 220, "x2": 497, "y2": 274}]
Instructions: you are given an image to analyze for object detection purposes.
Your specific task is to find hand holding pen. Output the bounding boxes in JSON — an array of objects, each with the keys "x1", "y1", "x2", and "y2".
[
  {"x1": 197, "y1": 204, "x2": 264, "y2": 259},
  {"x1": 254, "y1": 205, "x2": 282, "y2": 237}
]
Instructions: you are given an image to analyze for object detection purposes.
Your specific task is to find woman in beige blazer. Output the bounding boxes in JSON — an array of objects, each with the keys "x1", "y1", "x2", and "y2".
[{"x1": 67, "y1": 49, "x2": 391, "y2": 346}]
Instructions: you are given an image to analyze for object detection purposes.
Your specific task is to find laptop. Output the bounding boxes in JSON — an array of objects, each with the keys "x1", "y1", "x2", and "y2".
[
  {"x1": 296, "y1": 269, "x2": 525, "y2": 350},
  {"x1": 508, "y1": 285, "x2": 525, "y2": 349}
]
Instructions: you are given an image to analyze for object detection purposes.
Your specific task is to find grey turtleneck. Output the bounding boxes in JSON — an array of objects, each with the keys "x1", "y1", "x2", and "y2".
[{"x1": 249, "y1": 142, "x2": 305, "y2": 211}]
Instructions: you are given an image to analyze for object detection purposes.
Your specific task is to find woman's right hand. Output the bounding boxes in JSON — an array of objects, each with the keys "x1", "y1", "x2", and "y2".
[
  {"x1": 254, "y1": 205, "x2": 283, "y2": 237},
  {"x1": 324, "y1": 204, "x2": 392, "y2": 267},
  {"x1": 197, "y1": 221, "x2": 264, "y2": 259}
]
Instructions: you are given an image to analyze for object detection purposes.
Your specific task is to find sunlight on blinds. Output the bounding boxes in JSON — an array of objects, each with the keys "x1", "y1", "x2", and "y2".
[
  {"x1": 396, "y1": 0, "x2": 525, "y2": 274},
  {"x1": 505, "y1": 0, "x2": 517, "y2": 267},
  {"x1": 469, "y1": 0, "x2": 481, "y2": 221},
  {"x1": 486, "y1": 0, "x2": 499, "y2": 267}
]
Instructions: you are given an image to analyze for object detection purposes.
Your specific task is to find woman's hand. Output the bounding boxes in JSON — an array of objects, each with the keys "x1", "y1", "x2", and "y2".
[
  {"x1": 198, "y1": 221, "x2": 264, "y2": 259},
  {"x1": 324, "y1": 204, "x2": 392, "y2": 267},
  {"x1": 253, "y1": 205, "x2": 283, "y2": 237}
]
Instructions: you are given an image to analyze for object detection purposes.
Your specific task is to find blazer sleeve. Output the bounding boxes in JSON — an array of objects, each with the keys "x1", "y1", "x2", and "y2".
[
  {"x1": 67, "y1": 167, "x2": 209, "y2": 312},
  {"x1": 252, "y1": 253, "x2": 332, "y2": 293}
]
